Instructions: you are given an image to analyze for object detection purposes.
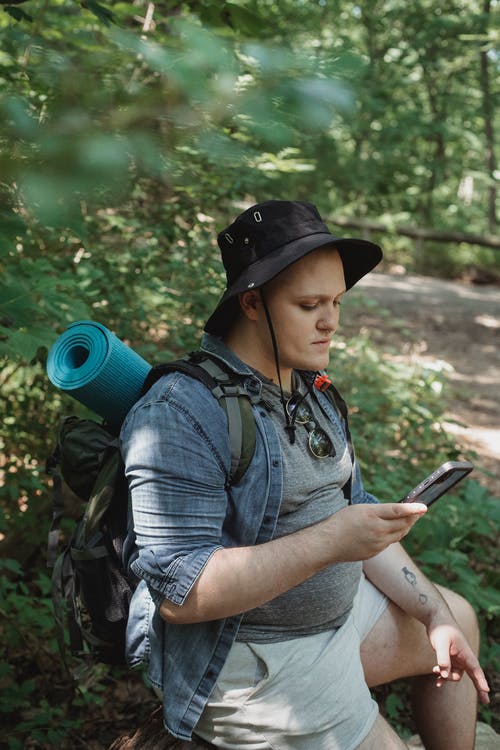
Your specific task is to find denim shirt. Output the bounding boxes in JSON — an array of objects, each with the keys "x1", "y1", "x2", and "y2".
[{"x1": 120, "y1": 333, "x2": 378, "y2": 740}]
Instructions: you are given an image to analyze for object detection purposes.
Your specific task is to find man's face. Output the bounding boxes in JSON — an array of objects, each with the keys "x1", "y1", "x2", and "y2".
[{"x1": 259, "y1": 246, "x2": 346, "y2": 377}]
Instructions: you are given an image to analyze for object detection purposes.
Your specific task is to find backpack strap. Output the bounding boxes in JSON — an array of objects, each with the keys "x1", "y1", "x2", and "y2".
[
  {"x1": 141, "y1": 353, "x2": 256, "y2": 485},
  {"x1": 77, "y1": 442, "x2": 121, "y2": 544},
  {"x1": 50, "y1": 547, "x2": 80, "y2": 665},
  {"x1": 192, "y1": 355, "x2": 256, "y2": 485}
]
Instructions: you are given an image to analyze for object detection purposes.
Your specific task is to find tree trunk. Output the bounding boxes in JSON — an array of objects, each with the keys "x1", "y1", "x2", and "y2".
[
  {"x1": 480, "y1": 0, "x2": 497, "y2": 233},
  {"x1": 108, "y1": 708, "x2": 216, "y2": 750}
]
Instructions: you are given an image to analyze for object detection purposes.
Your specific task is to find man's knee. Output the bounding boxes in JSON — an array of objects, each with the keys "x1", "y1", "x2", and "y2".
[{"x1": 436, "y1": 584, "x2": 480, "y2": 652}]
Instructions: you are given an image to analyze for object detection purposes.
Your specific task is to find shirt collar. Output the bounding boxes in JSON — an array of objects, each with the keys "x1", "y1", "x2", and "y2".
[
  {"x1": 201, "y1": 333, "x2": 318, "y2": 391},
  {"x1": 200, "y1": 333, "x2": 256, "y2": 377}
]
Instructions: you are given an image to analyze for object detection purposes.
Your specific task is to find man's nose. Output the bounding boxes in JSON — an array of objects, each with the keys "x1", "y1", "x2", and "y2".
[{"x1": 318, "y1": 308, "x2": 339, "y2": 332}]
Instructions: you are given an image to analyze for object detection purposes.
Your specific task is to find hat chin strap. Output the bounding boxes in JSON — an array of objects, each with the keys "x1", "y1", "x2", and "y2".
[{"x1": 260, "y1": 291, "x2": 297, "y2": 445}]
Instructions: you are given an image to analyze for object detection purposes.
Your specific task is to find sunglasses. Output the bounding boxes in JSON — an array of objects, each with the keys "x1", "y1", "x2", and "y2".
[{"x1": 286, "y1": 393, "x2": 336, "y2": 459}]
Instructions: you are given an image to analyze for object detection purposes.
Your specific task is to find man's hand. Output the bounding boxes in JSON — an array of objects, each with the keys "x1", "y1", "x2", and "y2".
[
  {"x1": 324, "y1": 502, "x2": 428, "y2": 563},
  {"x1": 429, "y1": 621, "x2": 490, "y2": 704}
]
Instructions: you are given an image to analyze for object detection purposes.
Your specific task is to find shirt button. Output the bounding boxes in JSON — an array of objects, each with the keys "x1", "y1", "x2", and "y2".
[{"x1": 272, "y1": 459, "x2": 279, "y2": 467}]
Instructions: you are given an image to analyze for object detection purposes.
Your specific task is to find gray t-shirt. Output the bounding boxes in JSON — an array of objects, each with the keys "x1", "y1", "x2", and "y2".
[{"x1": 237, "y1": 373, "x2": 362, "y2": 643}]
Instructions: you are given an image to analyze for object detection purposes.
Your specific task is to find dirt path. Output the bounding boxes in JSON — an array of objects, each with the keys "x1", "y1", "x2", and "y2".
[
  {"x1": 343, "y1": 273, "x2": 500, "y2": 749},
  {"x1": 341, "y1": 272, "x2": 500, "y2": 497}
]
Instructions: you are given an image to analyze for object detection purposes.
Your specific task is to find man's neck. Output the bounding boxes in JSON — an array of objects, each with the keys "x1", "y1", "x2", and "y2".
[{"x1": 223, "y1": 327, "x2": 292, "y2": 391}]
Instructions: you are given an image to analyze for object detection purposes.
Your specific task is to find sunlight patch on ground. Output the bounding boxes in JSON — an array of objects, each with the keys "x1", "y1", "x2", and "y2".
[
  {"x1": 448, "y1": 370, "x2": 499, "y2": 386},
  {"x1": 475, "y1": 313, "x2": 500, "y2": 329},
  {"x1": 360, "y1": 272, "x2": 500, "y2": 307},
  {"x1": 443, "y1": 420, "x2": 500, "y2": 460}
]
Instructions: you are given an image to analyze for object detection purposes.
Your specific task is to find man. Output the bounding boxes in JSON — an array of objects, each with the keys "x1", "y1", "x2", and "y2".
[{"x1": 121, "y1": 201, "x2": 489, "y2": 749}]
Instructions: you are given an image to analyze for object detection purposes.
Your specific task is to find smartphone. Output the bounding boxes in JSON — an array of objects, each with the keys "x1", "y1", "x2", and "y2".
[{"x1": 400, "y1": 460, "x2": 473, "y2": 507}]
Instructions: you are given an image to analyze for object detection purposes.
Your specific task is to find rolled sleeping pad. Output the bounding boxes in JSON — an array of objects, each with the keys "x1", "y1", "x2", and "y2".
[{"x1": 47, "y1": 321, "x2": 152, "y2": 425}]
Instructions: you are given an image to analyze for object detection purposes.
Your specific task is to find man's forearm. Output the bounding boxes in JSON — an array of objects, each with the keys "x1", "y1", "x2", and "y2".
[
  {"x1": 160, "y1": 502, "x2": 427, "y2": 624},
  {"x1": 363, "y1": 542, "x2": 453, "y2": 627},
  {"x1": 159, "y1": 517, "x2": 334, "y2": 624}
]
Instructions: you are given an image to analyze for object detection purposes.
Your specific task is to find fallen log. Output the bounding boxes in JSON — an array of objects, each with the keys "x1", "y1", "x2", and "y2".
[
  {"x1": 108, "y1": 708, "x2": 216, "y2": 750},
  {"x1": 329, "y1": 215, "x2": 500, "y2": 251},
  {"x1": 108, "y1": 707, "x2": 500, "y2": 749}
]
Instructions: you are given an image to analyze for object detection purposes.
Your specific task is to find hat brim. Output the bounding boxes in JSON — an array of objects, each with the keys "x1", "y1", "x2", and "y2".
[{"x1": 204, "y1": 232, "x2": 382, "y2": 336}]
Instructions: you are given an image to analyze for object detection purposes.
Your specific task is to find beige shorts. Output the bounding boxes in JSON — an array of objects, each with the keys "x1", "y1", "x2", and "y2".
[{"x1": 195, "y1": 575, "x2": 389, "y2": 750}]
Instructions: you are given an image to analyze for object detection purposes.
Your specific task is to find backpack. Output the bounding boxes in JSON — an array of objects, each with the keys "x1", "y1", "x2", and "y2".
[
  {"x1": 46, "y1": 353, "x2": 353, "y2": 668},
  {"x1": 46, "y1": 353, "x2": 257, "y2": 667}
]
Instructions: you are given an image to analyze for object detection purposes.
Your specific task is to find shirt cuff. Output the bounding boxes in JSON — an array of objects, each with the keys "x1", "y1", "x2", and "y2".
[{"x1": 130, "y1": 544, "x2": 222, "y2": 606}]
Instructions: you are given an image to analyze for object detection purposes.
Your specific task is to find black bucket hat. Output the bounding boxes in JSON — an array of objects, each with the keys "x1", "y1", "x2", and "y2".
[{"x1": 204, "y1": 200, "x2": 382, "y2": 337}]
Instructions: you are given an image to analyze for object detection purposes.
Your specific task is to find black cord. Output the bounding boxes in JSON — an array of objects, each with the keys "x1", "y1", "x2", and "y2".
[
  {"x1": 260, "y1": 291, "x2": 296, "y2": 445},
  {"x1": 288, "y1": 379, "x2": 315, "y2": 430}
]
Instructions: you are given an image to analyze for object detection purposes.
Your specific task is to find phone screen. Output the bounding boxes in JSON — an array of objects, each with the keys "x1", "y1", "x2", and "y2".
[{"x1": 401, "y1": 461, "x2": 473, "y2": 506}]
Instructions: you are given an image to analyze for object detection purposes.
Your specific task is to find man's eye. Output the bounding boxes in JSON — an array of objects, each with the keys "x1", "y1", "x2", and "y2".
[{"x1": 300, "y1": 303, "x2": 318, "y2": 310}]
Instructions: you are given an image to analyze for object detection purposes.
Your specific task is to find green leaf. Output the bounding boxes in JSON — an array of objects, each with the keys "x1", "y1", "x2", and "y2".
[
  {"x1": 3, "y1": 6, "x2": 33, "y2": 23},
  {"x1": 81, "y1": 0, "x2": 114, "y2": 26},
  {"x1": 225, "y1": 3, "x2": 263, "y2": 35},
  {"x1": 1, "y1": 326, "x2": 55, "y2": 361},
  {"x1": 0, "y1": 558, "x2": 23, "y2": 576}
]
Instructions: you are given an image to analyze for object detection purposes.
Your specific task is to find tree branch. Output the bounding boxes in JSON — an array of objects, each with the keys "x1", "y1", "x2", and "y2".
[{"x1": 329, "y1": 216, "x2": 500, "y2": 251}]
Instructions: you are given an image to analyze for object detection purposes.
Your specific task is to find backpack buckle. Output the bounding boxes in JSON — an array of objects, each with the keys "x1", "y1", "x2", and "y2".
[{"x1": 314, "y1": 373, "x2": 332, "y2": 392}]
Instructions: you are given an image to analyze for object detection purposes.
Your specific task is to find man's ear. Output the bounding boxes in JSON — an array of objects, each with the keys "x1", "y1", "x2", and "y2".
[{"x1": 238, "y1": 290, "x2": 261, "y2": 321}]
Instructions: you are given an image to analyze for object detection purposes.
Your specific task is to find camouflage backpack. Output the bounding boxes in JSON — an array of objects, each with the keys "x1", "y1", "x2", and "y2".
[{"x1": 46, "y1": 353, "x2": 257, "y2": 666}]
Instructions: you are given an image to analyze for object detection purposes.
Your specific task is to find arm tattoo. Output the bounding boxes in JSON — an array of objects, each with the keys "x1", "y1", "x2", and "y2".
[
  {"x1": 402, "y1": 566, "x2": 416, "y2": 586},
  {"x1": 402, "y1": 566, "x2": 428, "y2": 605}
]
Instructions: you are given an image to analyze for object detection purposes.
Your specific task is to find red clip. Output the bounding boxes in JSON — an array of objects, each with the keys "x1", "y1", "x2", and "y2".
[{"x1": 314, "y1": 373, "x2": 332, "y2": 392}]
